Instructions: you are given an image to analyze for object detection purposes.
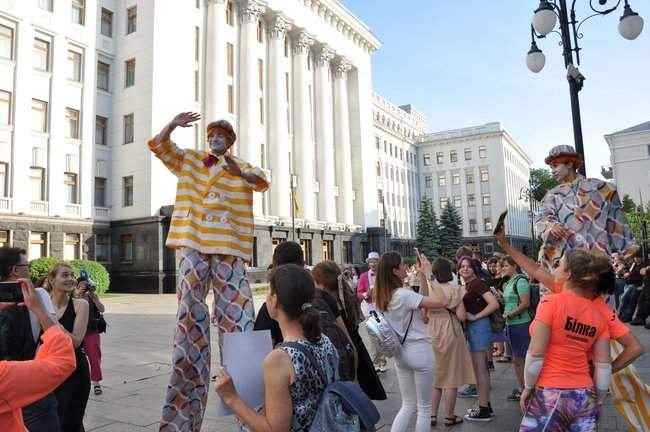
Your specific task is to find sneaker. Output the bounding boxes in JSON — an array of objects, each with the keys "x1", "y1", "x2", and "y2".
[
  {"x1": 487, "y1": 360, "x2": 495, "y2": 371},
  {"x1": 458, "y1": 385, "x2": 478, "y2": 398},
  {"x1": 507, "y1": 389, "x2": 521, "y2": 401},
  {"x1": 464, "y1": 406, "x2": 493, "y2": 422}
]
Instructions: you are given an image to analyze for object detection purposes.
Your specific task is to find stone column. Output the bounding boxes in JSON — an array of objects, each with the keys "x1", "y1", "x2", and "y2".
[
  {"x1": 292, "y1": 31, "x2": 315, "y2": 221},
  {"x1": 267, "y1": 15, "x2": 291, "y2": 219},
  {"x1": 237, "y1": 0, "x2": 264, "y2": 165},
  {"x1": 333, "y1": 58, "x2": 353, "y2": 225},
  {"x1": 314, "y1": 45, "x2": 336, "y2": 223},
  {"x1": 206, "y1": 0, "x2": 228, "y2": 121}
]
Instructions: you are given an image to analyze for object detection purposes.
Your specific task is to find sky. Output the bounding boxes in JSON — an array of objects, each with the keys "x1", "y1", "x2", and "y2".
[{"x1": 343, "y1": 0, "x2": 650, "y2": 178}]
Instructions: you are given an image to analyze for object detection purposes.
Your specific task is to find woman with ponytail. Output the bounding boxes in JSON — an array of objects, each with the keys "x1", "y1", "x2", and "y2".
[
  {"x1": 312, "y1": 261, "x2": 387, "y2": 400},
  {"x1": 215, "y1": 264, "x2": 339, "y2": 431}
]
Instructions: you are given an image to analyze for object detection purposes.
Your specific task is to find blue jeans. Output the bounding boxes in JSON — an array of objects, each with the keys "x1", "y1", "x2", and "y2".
[
  {"x1": 614, "y1": 278, "x2": 626, "y2": 309},
  {"x1": 22, "y1": 393, "x2": 61, "y2": 432},
  {"x1": 619, "y1": 284, "x2": 641, "y2": 322}
]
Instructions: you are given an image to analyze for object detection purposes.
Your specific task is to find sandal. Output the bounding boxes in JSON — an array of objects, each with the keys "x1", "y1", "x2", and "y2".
[
  {"x1": 94, "y1": 385, "x2": 103, "y2": 395},
  {"x1": 444, "y1": 415, "x2": 463, "y2": 426},
  {"x1": 430, "y1": 415, "x2": 437, "y2": 426}
]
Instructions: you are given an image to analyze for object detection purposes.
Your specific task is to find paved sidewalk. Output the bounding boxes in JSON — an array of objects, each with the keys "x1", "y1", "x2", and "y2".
[{"x1": 83, "y1": 294, "x2": 649, "y2": 431}]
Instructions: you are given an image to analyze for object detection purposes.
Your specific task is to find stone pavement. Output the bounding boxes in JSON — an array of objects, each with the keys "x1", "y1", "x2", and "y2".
[{"x1": 83, "y1": 294, "x2": 649, "y2": 431}]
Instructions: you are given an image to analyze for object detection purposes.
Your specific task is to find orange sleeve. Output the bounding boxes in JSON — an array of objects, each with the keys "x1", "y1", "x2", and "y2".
[
  {"x1": 0, "y1": 326, "x2": 76, "y2": 414},
  {"x1": 533, "y1": 295, "x2": 556, "y2": 327},
  {"x1": 148, "y1": 138, "x2": 185, "y2": 175},
  {"x1": 593, "y1": 298, "x2": 630, "y2": 340}
]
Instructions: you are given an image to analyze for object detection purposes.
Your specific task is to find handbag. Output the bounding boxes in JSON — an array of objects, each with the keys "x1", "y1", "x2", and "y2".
[{"x1": 97, "y1": 314, "x2": 108, "y2": 334}]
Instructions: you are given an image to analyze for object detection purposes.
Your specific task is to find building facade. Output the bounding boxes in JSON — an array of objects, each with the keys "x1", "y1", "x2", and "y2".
[
  {"x1": 605, "y1": 121, "x2": 650, "y2": 205},
  {"x1": 0, "y1": 0, "x2": 385, "y2": 292},
  {"x1": 417, "y1": 122, "x2": 534, "y2": 256}
]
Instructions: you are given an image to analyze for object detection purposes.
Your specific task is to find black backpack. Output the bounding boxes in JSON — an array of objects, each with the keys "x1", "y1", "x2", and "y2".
[
  {"x1": 313, "y1": 292, "x2": 356, "y2": 382},
  {"x1": 0, "y1": 306, "x2": 37, "y2": 361},
  {"x1": 511, "y1": 275, "x2": 539, "y2": 319}
]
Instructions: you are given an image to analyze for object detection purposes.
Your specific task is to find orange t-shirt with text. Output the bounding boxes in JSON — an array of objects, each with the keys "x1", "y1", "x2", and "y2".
[{"x1": 532, "y1": 290, "x2": 609, "y2": 389}]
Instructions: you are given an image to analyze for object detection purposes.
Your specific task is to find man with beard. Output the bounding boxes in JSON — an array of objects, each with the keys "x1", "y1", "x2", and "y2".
[
  {"x1": 535, "y1": 145, "x2": 648, "y2": 431},
  {"x1": 148, "y1": 112, "x2": 269, "y2": 431}
]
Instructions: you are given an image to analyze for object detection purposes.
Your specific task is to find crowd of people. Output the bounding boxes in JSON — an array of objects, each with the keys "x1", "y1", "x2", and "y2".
[
  {"x1": 0, "y1": 235, "x2": 647, "y2": 431},
  {"x1": 0, "y1": 247, "x2": 105, "y2": 432}
]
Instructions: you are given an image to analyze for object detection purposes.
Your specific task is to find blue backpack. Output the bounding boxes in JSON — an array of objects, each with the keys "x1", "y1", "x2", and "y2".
[{"x1": 281, "y1": 341, "x2": 380, "y2": 432}]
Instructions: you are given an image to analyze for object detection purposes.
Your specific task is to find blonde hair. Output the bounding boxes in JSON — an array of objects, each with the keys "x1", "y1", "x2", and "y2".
[{"x1": 44, "y1": 262, "x2": 74, "y2": 294}]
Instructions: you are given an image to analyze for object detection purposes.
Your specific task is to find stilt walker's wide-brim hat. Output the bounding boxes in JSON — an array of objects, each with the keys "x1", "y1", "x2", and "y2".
[
  {"x1": 206, "y1": 120, "x2": 237, "y2": 144},
  {"x1": 544, "y1": 145, "x2": 583, "y2": 167}
]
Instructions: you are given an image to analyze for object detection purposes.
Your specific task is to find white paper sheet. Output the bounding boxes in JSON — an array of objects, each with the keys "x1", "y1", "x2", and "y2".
[{"x1": 216, "y1": 330, "x2": 273, "y2": 416}]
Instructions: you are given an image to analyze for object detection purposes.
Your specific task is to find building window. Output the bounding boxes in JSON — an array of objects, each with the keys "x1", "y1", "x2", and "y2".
[
  {"x1": 284, "y1": 35, "x2": 290, "y2": 57},
  {"x1": 194, "y1": 70, "x2": 200, "y2": 102},
  {"x1": 452, "y1": 173, "x2": 460, "y2": 185},
  {"x1": 0, "y1": 25, "x2": 13, "y2": 60},
  {"x1": 194, "y1": 26, "x2": 200, "y2": 61},
  {"x1": 0, "y1": 162, "x2": 7, "y2": 197},
  {"x1": 450, "y1": 150, "x2": 458, "y2": 163},
  {"x1": 257, "y1": 20, "x2": 263, "y2": 43},
  {"x1": 67, "y1": 50, "x2": 82, "y2": 82},
  {"x1": 97, "y1": 61, "x2": 110, "y2": 91},
  {"x1": 453, "y1": 195, "x2": 461, "y2": 208},
  {"x1": 38, "y1": 0, "x2": 53, "y2": 11},
  {"x1": 423, "y1": 154, "x2": 431, "y2": 166},
  {"x1": 125, "y1": 58, "x2": 135, "y2": 87},
  {"x1": 480, "y1": 168, "x2": 489, "y2": 182},
  {"x1": 71, "y1": 0, "x2": 85, "y2": 24},
  {"x1": 484, "y1": 218, "x2": 493, "y2": 232},
  {"x1": 64, "y1": 173, "x2": 78, "y2": 204},
  {"x1": 322, "y1": 240, "x2": 334, "y2": 261},
  {"x1": 438, "y1": 175, "x2": 446, "y2": 187},
  {"x1": 425, "y1": 176, "x2": 432, "y2": 188},
  {"x1": 436, "y1": 152, "x2": 443, "y2": 164},
  {"x1": 227, "y1": 43, "x2": 234, "y2": 77},
  {"x1": 65, "y1": 108, "x2": 80, "y2": 139},
  {"x1": 95, "y1": 234, "x2": 110, "y2": 262},
  {"x1": 33, "y1": 38, "x2": 50, "y2": 72},
  {"x1": 482, "y1": 194, "x2": 491, "y2": 206},
  {"x1": 389, "y1": 143, "x2": 393, "y2": 157},
  {"x1": 465, "y1": 148, "x2": 472, "y2": 160},
  {"x1": 300, "y1": 239, "x2": 313, "y2": 266},
  {"x1": 468, "y1": 194, "x2": 476, "y2": 207},
  {"x1": 101, "y1": 8, "x2": 113, "y2": 37},
  {"x1": 127, "y1": 6, "x2": 137, "y2": 34},
  {"x1": 466, "y1": 172, "x2": 474, "y2": 184},
  {"x1": 227, "y1": 85, "x2": 234, "y2": 113},
  {"x1": 32, "y1": 99, "x2": 48, "y2": 132},
  {"x1": 0, "y1": 230, "x2": 9, "y2": 247},
  {"x1": 0, "y1": 90, "x2": 11, "y2": 125},
  {"x1": 439, "y1": 198, "x2": 448, "y2": 209},
  {"x1": 469, "y1": 219, "x2": 477, "y2": 232},
  {"x1": 30, "y1": 167, "x2": 45, "y2": 201},
  {"x1": 647, "y1": 144, "x2": 650, "y2": 156},
  {"x1": 123, "y1": 114, "x2": 134, "y2": 144},
  {"x1": 95, "y1": 116, "x2": 108, "y2": 146},
  {"x1": 376, "y1": 162, "x2": 381, "y2": 176},
  {"x1": 479, "y1": 146, "x2": 487, "y2": 158},
  {"x1": 120, "y1": 234, "x2": 133, "y2": 263},
  {"x1": 64, "y1": 233, "x2": 80, "y2": 260},
  {"x1": 95, "y1": 177, "x2": 106, "y2": 207},
  {"x1": 343, "y1": 241, "x2": 353, "y2": 264},
  {"x1": 29, "y1": 232, "x2": 47, "y2": 259},
  {"x1": 258, "y1": 59, "x2": 264, "y2": 91},
  {"x1": 123, "y1": 176, "x2": 133, "y2": 207},
  {"x1": 226, "y1": 1, "x2": 235, "y2": 26}
]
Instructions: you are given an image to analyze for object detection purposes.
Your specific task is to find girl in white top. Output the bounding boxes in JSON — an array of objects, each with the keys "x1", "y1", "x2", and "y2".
[{"x1": 374, "y1": 251, "x2": 448, "y2": 432}]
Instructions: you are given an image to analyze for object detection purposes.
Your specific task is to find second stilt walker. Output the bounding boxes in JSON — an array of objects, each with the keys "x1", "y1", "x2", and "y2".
[{"x1": 149, "y1": 112, "x2": 269, "y2": 432}]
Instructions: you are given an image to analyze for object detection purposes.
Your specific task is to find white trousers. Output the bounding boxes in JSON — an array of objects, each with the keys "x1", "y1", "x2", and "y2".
[{"x1": 391, "y1": 341, "x2": 435, "y2": 432}]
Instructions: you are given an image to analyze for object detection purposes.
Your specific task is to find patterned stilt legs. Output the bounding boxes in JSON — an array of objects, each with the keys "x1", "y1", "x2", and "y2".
[{"x1": 160, "y1": 248, "x2": 255, "y2": 432}]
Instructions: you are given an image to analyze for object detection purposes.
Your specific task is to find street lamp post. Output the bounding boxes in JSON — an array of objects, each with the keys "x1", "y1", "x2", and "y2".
[
  {"x1": 526, "y1": 0, "x2": 644, "y2": 176},
  {"x1": 520, "y1": 185, "x2": 537, "y2": 257}
]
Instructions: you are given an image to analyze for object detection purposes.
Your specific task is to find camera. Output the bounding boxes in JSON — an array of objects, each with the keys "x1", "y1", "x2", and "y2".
[
  {"x1": 0, "y1": 281, "x2": 23, "y2": 303},
  {"x1": 78, "y1": 269, "x2": 96, "y2": 293}
]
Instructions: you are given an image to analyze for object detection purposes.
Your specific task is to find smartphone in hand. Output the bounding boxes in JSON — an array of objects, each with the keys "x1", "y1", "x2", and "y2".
[
  {"x1": 0, "y1": 281, "x2": 24, "y2": 303},
  {"x1": 493, "y1": 210, "x2": 508, "y2": 236},
  {"x1": 414, "y1": 247, "x2": 421, "y2": 264}
]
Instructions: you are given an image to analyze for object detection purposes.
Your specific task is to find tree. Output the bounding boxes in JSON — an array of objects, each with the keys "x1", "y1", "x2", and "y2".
[
  {"x1": 601, "y1": 166, "x2": 613, "y2": 180},
  {"x1": 415, "y1": 198, "x2": 440, "y2": 259},
  {"x1": 439, "y1": 200, "x2": 463, "y2": 259},
  {"x1": 530, "y1": 168, "x2": 559, "y2": 202},
  {"x1": 622, "y1": 194, "x2": 637, "y2": 214}
]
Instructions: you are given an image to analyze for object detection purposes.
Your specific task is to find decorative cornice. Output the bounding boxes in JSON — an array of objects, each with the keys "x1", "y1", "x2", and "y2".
[
  {"x1": 334, "y1": 57, "x2": 352, "y2": 77},
  {"x1": 316, "y1": 45, "x2": 336, "y2": 65},
  {"x1": 238, "y1": 0, "x2": 265, "y2": 24},
  {"x1": 292, "y1": 31, "x2": 315, "y2": 55},
  {"x1": 268, "y1": 15, "x2": 291, "y2": 39}
]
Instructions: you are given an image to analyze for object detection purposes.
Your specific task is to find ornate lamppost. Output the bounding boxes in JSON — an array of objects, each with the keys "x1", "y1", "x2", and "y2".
[
  {"x1": 526, "y1": 0, "x2": 644, "y2": 176},
  {"x1": 519, "y1": 184, "x2": 538, "y2": 257}
]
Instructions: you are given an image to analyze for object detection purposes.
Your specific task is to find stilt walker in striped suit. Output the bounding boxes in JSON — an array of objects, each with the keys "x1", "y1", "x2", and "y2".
[
  {"x1": 149, "y1": 112, "x2": 269, "y2": 432},
  {"x1": 535, "y1": 145, "x2": 648, "y2": 431}
]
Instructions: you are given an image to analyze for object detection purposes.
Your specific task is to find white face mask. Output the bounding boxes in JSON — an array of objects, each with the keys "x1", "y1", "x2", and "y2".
[{"x1": 209, "y1": 135, "x2": 228, "y2": 155}]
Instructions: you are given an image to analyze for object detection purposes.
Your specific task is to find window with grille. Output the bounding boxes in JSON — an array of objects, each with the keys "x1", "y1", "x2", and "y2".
[
  {"x1": 453, "y1": 195, "x2": 461, "y2": 208},
  {"x1": 32, "y1": 100, "x2": 48, "y2": 132},
  {"x1": 123, "y1": 176, "x2": 133, "y2": 206},
  {"x1": 101, "y1": 9, "x2": 113, "y2": 37},
  {"x1": 438, "y1": 175, "x2": 446, "y2": 187},
  {"x1": 64, "y1": 173, "x2": 78, "y2": 204},
  {"x1": 482, "y1": 194, "x2": 491, "y2": 205},
  {"x1": 123, "y1": 114, "x2": 134, "y2": 144},
  {"x1": 423, "y1": 154, "x2": 431, "y2": 166},
  {"x1": 125, "y1": 58, "x2": 135, "y2": 87},
  {"x1": 29, "y1": 232, "x2": 47, "y2": 259},
  {"x1": 0, "y1": 90, "x2": 11, "y2": 125},
  {"x1": 466, "y1": 173, "x2": 474, "y2": 184},
  {"x1": 484, "y1": 218, "x2": 493, "y2": 231},
  {"x1": 95, "y1": 177, "x2": 107, "y2": 207},
  {"x1": 469, "y1": 219, "x2": 477, "y2": 232},
  {"x1": 33, "y1": 39, "x2": 50, "y2": 71},
  {"x1": 0, "y1": 25, "x2": 13, "y2": 60},
  {"x1": 30, "y1": 167, "x2": 45, "y2": 201},
  {"x1": 480, "y1": 168, "x2": 489, "y2": 182},
  {"x1": 127, "y1": 6, "x2": 137, "y2": 34},
  {"x1": 71, "y1": 0, "x2": 85, "y2": 25},
  {"x1": 67, "y1": 50, "x2": 82, "y2": 82},
  {"x1": 452, "y1": 173, "x2": 460, "y2": 185},
  {"x1": 465, "y1": 148, "x2": 472, "y2": 160},
  {"x1": 468, "y1": 194, "x2": 476, "y2": 207},
  {"x1": 65, "y1": 108, "x2": 80, "y2": 139},
  {"x1": 96, "y1": 116, "x2": 107, "y2": 145},
  {"x1": 64, "y1": 233, "x2": 80, "y2": 260},
  {"x1": 425, "y1": 176, "x2": 432, "y2": 188},
  {"x1": 450, "y1": 151, "x2": 458, "y2": 163},
  {"x1": 97, "y1": 61, "x2": 110, "y2": 91},
  {"x1": 479, "y1": 146, "x2": 487, "y2": 158}
]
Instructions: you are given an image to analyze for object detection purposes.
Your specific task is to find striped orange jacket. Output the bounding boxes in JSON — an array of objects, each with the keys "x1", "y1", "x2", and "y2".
[{"x1": 148, "y1": 138, "x2": 269, "y2": 261}]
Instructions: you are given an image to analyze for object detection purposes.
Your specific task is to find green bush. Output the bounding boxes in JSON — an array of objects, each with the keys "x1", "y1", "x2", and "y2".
[
  {"x1": 29, "y1": 258, "x2": 110, "y2": 294},
  {"x1": 402, "y1": 256, "x2": 417, "y2": 266}
]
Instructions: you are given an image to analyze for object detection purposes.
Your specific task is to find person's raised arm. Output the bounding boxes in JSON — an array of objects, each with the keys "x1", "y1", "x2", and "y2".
[{"x1": 148, "y1": 112, "x2": 200, "y2": 175}]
